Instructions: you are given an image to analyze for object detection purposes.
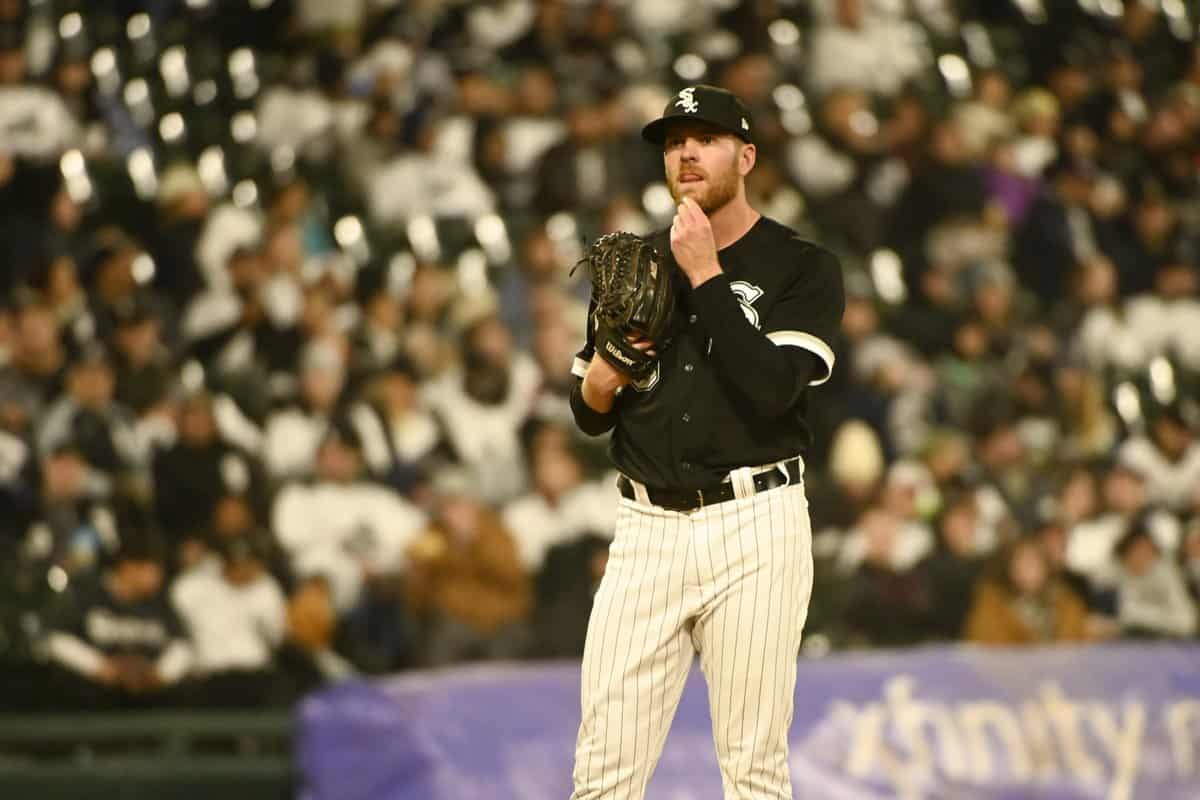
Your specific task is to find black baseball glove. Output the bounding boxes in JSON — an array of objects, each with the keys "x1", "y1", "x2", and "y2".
[{"x1": 573, "y1": 232, "x2": 679, "y2": 379}]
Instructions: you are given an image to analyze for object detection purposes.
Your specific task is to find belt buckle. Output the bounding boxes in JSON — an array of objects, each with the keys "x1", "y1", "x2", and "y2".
[{"x1": 695, "y1": 489, "x2": 705, "y2": 509}]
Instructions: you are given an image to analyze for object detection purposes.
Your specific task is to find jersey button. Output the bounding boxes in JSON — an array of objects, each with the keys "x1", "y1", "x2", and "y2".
[
  {"x1": 684, "y1": 363, "x2": 694, "y2": 372},
  {"x1": 681, "y1": 461, "x2": 692, "y2": 471},
  {"x1": 681, "y1": 413, "x2": 691, "y2": 423},
  {"x1": 688, "y1": 314, "x2": 697, "y2": 324}
]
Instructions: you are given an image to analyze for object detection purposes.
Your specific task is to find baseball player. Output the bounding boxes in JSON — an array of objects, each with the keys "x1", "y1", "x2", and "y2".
[{"x1": 567, "y1": 85, "x2": 846, "y2": 798}]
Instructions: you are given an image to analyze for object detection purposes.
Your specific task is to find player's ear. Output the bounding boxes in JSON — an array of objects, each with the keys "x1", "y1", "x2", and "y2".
[{"x1": 738, "y1": 143, "x2": 756, "y2": 176}]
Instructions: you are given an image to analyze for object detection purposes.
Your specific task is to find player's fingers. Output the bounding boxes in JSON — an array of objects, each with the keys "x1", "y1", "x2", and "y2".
[{"x1": 680, "y1": 198, "x2": 697, "y2": 224}]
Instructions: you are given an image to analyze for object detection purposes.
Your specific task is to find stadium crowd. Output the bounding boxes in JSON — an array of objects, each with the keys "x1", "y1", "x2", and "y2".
[{"x1": 0, "y1": 0, "x2": 1199, "y2": 711}]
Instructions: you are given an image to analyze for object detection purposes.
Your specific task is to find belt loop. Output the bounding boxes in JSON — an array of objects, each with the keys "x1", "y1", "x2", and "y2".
[
  {"x1": 730, "y1": 466, "x2": 756, "y2": 499},
  {"x1": 628, "y1": 476, "x2": 651, "y2": 506}
]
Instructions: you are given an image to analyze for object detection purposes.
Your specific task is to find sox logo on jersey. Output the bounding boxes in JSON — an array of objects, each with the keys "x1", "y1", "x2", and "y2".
[
  {"x1": 729, "y1": 281, "x2": 763, "y2": 328},
  {"x1": 633, "y1": 282, "x2": 764, "y2": 394}
]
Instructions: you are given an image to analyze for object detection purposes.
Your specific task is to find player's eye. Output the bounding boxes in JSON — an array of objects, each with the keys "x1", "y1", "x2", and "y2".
[{"x1": 701, "y1": 136, "x2": 714, "y2": 144}]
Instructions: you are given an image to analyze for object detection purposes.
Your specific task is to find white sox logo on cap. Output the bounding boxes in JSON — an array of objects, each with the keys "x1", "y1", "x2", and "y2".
[{"x1": 675, "y1": 87, "x2": 699, "y2": 113}]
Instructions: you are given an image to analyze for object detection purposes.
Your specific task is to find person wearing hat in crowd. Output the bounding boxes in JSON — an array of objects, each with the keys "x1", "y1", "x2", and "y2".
[
  {"x1": 41, "y1": 525, "x2": 192, "y2": 709},
  {"x1": 109, "y1": 293, "x2": 175, "y2": 417}
]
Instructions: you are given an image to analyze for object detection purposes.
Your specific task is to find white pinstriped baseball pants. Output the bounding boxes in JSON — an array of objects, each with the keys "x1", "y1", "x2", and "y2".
[{"x1": 570, "y1": 464, "x2": 814, "y2": 799}]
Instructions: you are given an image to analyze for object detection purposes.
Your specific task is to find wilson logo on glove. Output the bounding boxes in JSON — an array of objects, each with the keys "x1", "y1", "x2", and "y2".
[
  {"x1": 573, "y1": 232, "x2": 681, "y2": 380},
  {"x1": 605, "y1": 341, "x2": 636, "y2": 366}
]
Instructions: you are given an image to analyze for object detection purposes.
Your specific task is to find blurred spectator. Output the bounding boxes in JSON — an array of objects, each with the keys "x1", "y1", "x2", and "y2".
[
  {"x1": 1014, "y1": 155, "x2": 1100, "y2": 306},
  {"x1": 850, "y1": 461, "x2": 936, "y2": 567},
  {"x1": 915, "y1": 492, "x2": 988, "y2": 640},
  {"x1": 277, "y1": 575, "x2": 357, "y2": 694},
  {"x1": 171, "y1": 532, "x2": 288, "y2": 706},
  {"x1": 501, "y1": 422, "x2": 615, "y2": 572},
  {"x1": 152, "y1": 392, "x2": 266, "y2": 552},
  {"x1": 1108, "y1": 521, "x2": 1197, "y2": 639},
  {"x1": 1066, "y1": 462, "x2": 1181, "y2": 582},
  {"x1": 1117, "y1": 405, "x2": 1200, "y2": 514},
  {"x1": 534, "y1": 89, "x2": 646, "y2": 217},
  {"x1": 19, "y1": 446, "x2": 117, "y2": 583},
  {"x1": 263, "y1": 337, "x2": 347, "y2": 480},
  {"x1": 37, "y1": 345, "x2": 141, "y2": 487},
  {"x1": 405, "y1": 469, "x2": 532, "y2": 667},
  {"x1": 955, "y1": 69, "x2": 1016, "y2": 162},
  {"x1": 349, "y1": 356, "x2": 441, "y2": 494},
  {"x1": 806, "y1": 0, "x2": 928, "y2": 100},
  {"x1": 965, "y1": 537, "x2": 1090, "y2": 646},
  {"x1": 273, "y1": 426, "x2": 424, "y2": 616},
  {"x1": 146, "y1": 165, "x2": 209, "y2": 309},
  {"x1": 109, "y1": 296, "x2": 174, "y2": 417},
  {"x1": 423, "y1": 313, "x2": 541, "y2": 504},
  {"x1": 0, "y1": 302, "x2": 68, "y2": 428},
  {"x1": 42, "y1": 532, "x2": 192, "y2": 709},
  {"x1": 842, "y1": 507, "x2": 934, "y2": 647}
]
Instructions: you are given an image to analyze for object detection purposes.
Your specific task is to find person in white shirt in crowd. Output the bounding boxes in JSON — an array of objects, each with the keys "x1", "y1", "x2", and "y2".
[
  {"x1": 0, "y1": 24, "x2": 80, "y2": 159},
  {"x1": 500, "y1": 421, "x2": 616, "y2": 574},
  {"x1": 806, "y1": 0, "x2": 929, "y2": 100},
  {"x1": 1108, "y1": 520, "x2": 1197, "y2": 639},
  {"x1": 263, "y1": 337, "x2": 347, "y2": 481},
  {"x1": 422, "y1": 311, "x2": 541, "y2": 505},
  {"x1": 837, "y1": 461, "x2": 936, "y2": 574},
  {"x1": 273, "y1": 425, "x2": 425, "y2": 616},
  {"x1": 349, "y1": 355, "x2": 441, "y2": 495},
  {"x1": 1066, "y1": 462, "x2": 1182, "y2": 582},
  {"x1": 170, "y1": 531, "x2": 288, "y2": 706},
  {"x1": 1118, "y1": 404, "x2": 1200, "y2": 515},
  {"x1": 1123, "y1": 260, "x2": 1200, "y2": 372}
]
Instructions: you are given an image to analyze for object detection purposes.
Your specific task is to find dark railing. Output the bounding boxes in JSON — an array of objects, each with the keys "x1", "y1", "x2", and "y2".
[{"x1": 0, "y1": 711, "x2": 294, "y2": 800}]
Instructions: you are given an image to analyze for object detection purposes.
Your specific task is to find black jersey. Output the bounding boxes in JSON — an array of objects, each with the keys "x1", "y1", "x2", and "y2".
[
  {"x1": 47, "y1": 575, "x2": 187, "y2": 661},
  {"x1": 570, "y1": 216, "x2": 845, "y2": 490}
]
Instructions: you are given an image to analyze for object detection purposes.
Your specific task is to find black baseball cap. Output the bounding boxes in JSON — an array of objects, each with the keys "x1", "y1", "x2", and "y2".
[{"x1": 642, "y1": 85, "x2": 755, "y2": 146}]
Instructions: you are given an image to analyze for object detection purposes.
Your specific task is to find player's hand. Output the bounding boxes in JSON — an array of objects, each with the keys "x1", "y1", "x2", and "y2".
[
  {"x1": 582, "y1": 335, "x2": 655, "y2": 412},
  {"x1": 670, "y1": 197, "x2": 722, "y2": 287}
]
